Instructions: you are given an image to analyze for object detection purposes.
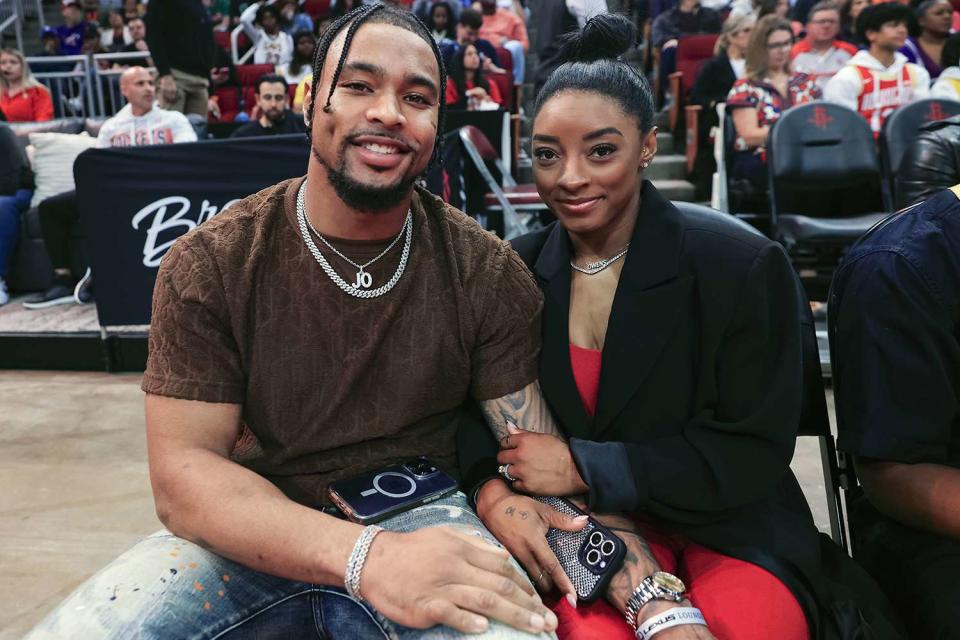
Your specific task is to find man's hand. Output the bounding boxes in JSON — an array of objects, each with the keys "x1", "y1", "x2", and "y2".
[
  {"x1": 476, "y1": 479, "x2": 586, "y2": 603},
  {"x1": 362, "y1": 525, "x2": 559, "y2": 635},
  {"x1": 158, "y1": 74, "x2": 178, "y2": 103},
  {"x1": 497, "y1": 422, "x2": 588, "y2": 496}
]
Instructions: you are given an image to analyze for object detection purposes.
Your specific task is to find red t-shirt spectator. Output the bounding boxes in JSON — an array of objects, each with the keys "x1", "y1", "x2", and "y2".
[
  {"x1": 445, "y1": 77, "x2": 504, "y2": 107},
  {"x1": 0, "y1": 85, "x2": 54, "y2": 122}
]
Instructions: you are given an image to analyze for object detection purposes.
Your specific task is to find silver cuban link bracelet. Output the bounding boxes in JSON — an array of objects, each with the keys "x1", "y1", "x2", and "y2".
[{"x1": 345, "y1": 525, "x2": 385, "y2": 601}]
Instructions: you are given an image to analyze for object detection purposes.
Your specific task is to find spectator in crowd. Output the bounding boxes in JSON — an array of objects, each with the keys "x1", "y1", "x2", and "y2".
[
  {"x1": 206, "y1": 0, "x2": 233, "y2": 30},
  {"x1": 146, "y1": 0, "x2": 215, "y2": 117},
  {"x1": 123, "y1": 0, "x2": 145, "y2": 21},
  {"x1": 277, "y1": 30, "x2": 316, "y2": 85},
  {"x1": 477, "y1": 0, "x2": 528, "y2": 84},
  {"x1": 839, "y1": 0, "x2": 870, "y2": 45},
  {"x1": 100, "y1": 8, "x2": 132, "y2": 52},
  {"x1": 231, "y1": 74, "x2": 305, "y2": 136},
  {"x1": 652, "y1": 0, "x2": 723, "y2": 102},
  {"x1": 893, "y1": 114, "x2": 960, "y2": 206},
  {"x1": 427, "y1": 1, "x2": 457, "y2": 42},
  {"x1": 39, "y1": 26, "x2": 61, "y2": 56},
  {"x1": 932, "y1": 32, "x2": 960, "y2": 97},
  {"x1": 57, "y1": 0, "x2": 87, "y2": 56},
  {"x1": 532, "y1": 0, "x2": 607, "y2": 92},
  {"x1": 120, "y1": 17, "x2": 152, "y2": 67},
  {"x1": 0, "y1": 124, "x2": 33, "y2": 305},
  {"x1": 687, "y1": 14, "x2": 754, "y2": 196},
  {"x1": 831, "y1": 183, "x2": 960, "y2": 639},
  {"x1": 825, "y1": 2, "x2": 929, "y2": 137},
  {"x1": 758, "y1": 0, "x2": 790, "y2": 20},
  {"x1": 791, "y1": 2, "x2": 859, "y2": 89},
  {"x1": 241, "y1": 2, "x2": 296, "y2": 65},
  {"x1": 0, "y1": 49, "x2": 54, "y2": 123},
  {"x1": 21, "y1": 6, "x2": 563, "y2": 638},
  {"x1": 446, "y1": 42, "x2": 504, "y2": 109},
  {"x1": 727, "y1": 16, "x2": 820, "y2": 204},
  {"x1": 23, "y1": 67, "x2": 197, "y2": 310},
  {"x1": 443, "y1": 8, "x2": 502, "y2": 69},
  {"x1": 900, "y1": 0, "x2": 952, "y2": 78},
  {"x1": 278, "y1": 0, "x2": 315, "y2": 35},
  {"x1": 413, "y1": 0, "x2": 462, "y2": 23},
  {"x1": 82, "y1": 23, "x2": 107, "y2": 62}
]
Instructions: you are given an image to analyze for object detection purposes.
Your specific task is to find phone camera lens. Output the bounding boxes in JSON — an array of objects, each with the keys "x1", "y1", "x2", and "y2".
[
  {"x1": 589, "y1": 531, "x2": 604, "y2": 547},
  {"x1": 601, "y1": 540, "x2": 615, "y2": 556},
  {"x1": 585, "y1": 549, "x2": 602, "y2": 566}
]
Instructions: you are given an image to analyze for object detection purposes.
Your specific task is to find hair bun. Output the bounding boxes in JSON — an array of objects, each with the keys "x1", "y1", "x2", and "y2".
[{"x1": 559, "y1": 13, "x2": 636, "y2": 64}]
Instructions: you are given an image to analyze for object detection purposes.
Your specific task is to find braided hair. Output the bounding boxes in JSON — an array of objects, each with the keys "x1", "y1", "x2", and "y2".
[{"x1": 306, "y1": 3, "x2": 447, "y2": 166}]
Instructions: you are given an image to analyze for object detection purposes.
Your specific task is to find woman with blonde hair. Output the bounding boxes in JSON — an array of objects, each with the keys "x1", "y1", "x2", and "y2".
[
  {"x1": 687, "y1": 14, "x2": 755, "y2": 196},
  {"x1": 0, "y1": 48, "x2": 53, "y2": 122},
  {"x1": 726, "y1": 15, "x2": 820, "y2": 207}
]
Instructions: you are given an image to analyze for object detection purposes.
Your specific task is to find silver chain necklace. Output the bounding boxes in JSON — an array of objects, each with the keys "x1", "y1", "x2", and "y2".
[
  {"x1": 296, "y1": 181, "x2": 413, "y2": 298},
  {"x1": 570, "y1": 244, "x2": 630, "y2": 275}
]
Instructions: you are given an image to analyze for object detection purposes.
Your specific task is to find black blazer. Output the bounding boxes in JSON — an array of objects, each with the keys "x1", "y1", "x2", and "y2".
[{"x1": 458, "y1": 183, "x2": 905, "y2": 639}]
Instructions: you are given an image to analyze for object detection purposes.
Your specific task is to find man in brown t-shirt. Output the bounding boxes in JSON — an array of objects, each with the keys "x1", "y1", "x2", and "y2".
[{"x1": 24, "y1": 5, "x2": 583, "y2": 640}]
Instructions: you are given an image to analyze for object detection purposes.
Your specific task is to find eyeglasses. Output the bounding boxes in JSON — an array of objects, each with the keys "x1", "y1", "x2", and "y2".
[
  {"x1": 809, "y1": 18, "x2": 839, "y2": 25},
  {"x1": 766, "y1": 40, "x2": 793, "y2": 50}
]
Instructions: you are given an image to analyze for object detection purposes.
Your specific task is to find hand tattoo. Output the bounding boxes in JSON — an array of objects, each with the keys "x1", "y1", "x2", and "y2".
[{"x1": 505, "y1": 506, "x2": 516, "y2": 516}]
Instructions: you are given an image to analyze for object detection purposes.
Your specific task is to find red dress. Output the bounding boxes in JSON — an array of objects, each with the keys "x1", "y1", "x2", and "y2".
[{"x1": 559, "y1": 344, "x2": 810, "y2": 640}]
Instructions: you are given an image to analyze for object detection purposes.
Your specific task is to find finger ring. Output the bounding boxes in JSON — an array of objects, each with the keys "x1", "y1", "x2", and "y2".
[
  {"x1": 498, "y1": 463, "x2": 516, "y2": 482},
  {"x1": 536, "y1": 570, "x2": 545, "y2": 583}
]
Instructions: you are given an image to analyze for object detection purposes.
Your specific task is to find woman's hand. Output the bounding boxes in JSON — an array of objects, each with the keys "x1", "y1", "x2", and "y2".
[
  {"x1": 466, "y1": 86, "x2": 490, "y2": 100},
  {"x1": 496, "y1": 422, "x2": 589, "y2": 496},
  {"x1": 475, "y1": 479, "x2": 587, "y2": 603}
]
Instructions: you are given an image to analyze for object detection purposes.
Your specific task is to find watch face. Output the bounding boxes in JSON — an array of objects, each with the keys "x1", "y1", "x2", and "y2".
[{"x1": 653, "y1": 571, "x2": 685, "y2": 594}]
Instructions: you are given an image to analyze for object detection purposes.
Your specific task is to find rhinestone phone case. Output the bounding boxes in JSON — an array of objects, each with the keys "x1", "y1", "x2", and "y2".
[{"x1": 536, "y1": 497, "x2": 627, "y2": 602}]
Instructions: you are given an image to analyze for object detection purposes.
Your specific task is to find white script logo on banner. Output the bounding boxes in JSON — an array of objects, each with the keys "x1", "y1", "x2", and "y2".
[{"x1": 131, "y1": 196, "x2": 241, "y2": 268}]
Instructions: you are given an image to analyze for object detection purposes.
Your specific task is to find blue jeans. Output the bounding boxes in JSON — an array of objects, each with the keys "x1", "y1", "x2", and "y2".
[
  {"x1": 0, "y1": 188, "x2": 31, "y2": 277},
  {"x1": 501, "y1": 40, "x2": 526, "y2": 85},
  {"x1": 24, "y1": 493, "x2": 554, "y2": 640}
]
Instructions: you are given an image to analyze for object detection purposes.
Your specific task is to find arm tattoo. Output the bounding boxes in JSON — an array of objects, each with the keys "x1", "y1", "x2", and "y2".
[{"x1": 479, "y1": 380, "x2": 565, "y2": 441}]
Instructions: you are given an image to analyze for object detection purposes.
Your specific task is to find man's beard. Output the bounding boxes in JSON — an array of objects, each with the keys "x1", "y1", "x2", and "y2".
[{"x1": 313, "y1": 141, "x2": 422, "y2": 214}]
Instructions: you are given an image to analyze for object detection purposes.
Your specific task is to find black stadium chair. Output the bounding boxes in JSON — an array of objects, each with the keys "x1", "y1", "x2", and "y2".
[
  {"x1": 879, "y1": 98, "x2": 960, "y2": 205},
  {"x1": 674, "y1": 203, "x2": 847, "y2": 549},
  {"x1": 766, "y1": 101, "x2": 892, "y2": 301}
]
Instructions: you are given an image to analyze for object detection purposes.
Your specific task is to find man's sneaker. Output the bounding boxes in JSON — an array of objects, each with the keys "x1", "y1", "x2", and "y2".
[
  {"x1": 22, "y1": 283, "x2": 76, "y2": 309},
  {"x1": 74, "y1": 268, "x2": 94, "y2": 304},
  {"x1": 0, "y1": 277, "x2": 8, "y2": 306}
]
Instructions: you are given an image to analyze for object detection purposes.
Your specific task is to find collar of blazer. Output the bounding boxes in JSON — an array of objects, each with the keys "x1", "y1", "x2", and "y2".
[{"x1": 532, "y1": 180, "x2": 695, "y2": 440}]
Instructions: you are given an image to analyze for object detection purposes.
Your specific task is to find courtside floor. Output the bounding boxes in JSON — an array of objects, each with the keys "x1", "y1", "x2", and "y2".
[{"x1": 0, "y1": 369, "x2": 837, "y2": 639}]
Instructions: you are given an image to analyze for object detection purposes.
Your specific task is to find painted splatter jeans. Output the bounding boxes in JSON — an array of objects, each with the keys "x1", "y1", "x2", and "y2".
[{"x1": 23, "y1": 492, "x2": 555, "y2": 640}]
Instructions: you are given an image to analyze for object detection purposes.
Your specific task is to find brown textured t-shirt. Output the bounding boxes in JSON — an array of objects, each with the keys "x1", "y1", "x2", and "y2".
[{"x1": 142, "y1": 178, "x2": 542, "y2": 508}]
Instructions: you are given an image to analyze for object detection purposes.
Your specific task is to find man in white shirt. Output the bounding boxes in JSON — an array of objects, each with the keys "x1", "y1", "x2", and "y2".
[
  {"x1": 23, "y1": 67, "x2": 197, "y2": 310},
  {"x1": 791, "y1": 2, "x2": 858, "y2": 89}
]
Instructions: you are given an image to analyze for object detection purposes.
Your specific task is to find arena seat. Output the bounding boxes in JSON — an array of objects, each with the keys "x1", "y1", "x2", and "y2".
[
  {"x1": 302, "y1": 0, "x2": 331, "y2": 19},
  {"x1": 458, "y1": 125, "x2": 542, "y2": 239},
  {"x1": 880, "y1": 98, "x2": 960, "y2": 205},
  {"x1": 766, "y1": 101, "x2": 891, "y2": 300},
  {"x1": 667, "y1": 34, "x2": 719, "y2": 132},
  {"x1": 212, "y1": 86, "x2": 241, "y2": 122},
  {"x1": 236, "y1": 64, "x2": 276, "y2": 87}
]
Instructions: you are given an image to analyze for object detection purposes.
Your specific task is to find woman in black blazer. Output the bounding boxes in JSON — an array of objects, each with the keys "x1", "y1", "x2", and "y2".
[{"x1": 460, "y1": 13, "x2": 903, "y2": 640}]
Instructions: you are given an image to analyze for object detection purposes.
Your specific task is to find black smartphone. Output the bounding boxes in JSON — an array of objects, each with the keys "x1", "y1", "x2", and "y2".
[
  {"x1": 536, "y1": 497, "x2": 627, "y2": 602},
  {"x1": 327, "y1": 458, "x2": 458, "y2": 525}
]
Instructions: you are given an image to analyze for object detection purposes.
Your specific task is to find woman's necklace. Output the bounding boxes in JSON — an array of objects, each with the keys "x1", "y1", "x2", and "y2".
[
  {"x1": 296, "y1": 181, "x2": 412, "y2": 298},
  {"x1": 570, "y1": 244, "x2": 630, "y2": 275}
]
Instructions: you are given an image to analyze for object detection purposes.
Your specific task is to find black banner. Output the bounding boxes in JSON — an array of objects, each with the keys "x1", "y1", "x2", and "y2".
[
  {"x1": 75, "y1": 134, "x2": 311, "y2": 326},
  {"x1": 75, "y1": 129, "x2": 473, "y2": 327}
]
